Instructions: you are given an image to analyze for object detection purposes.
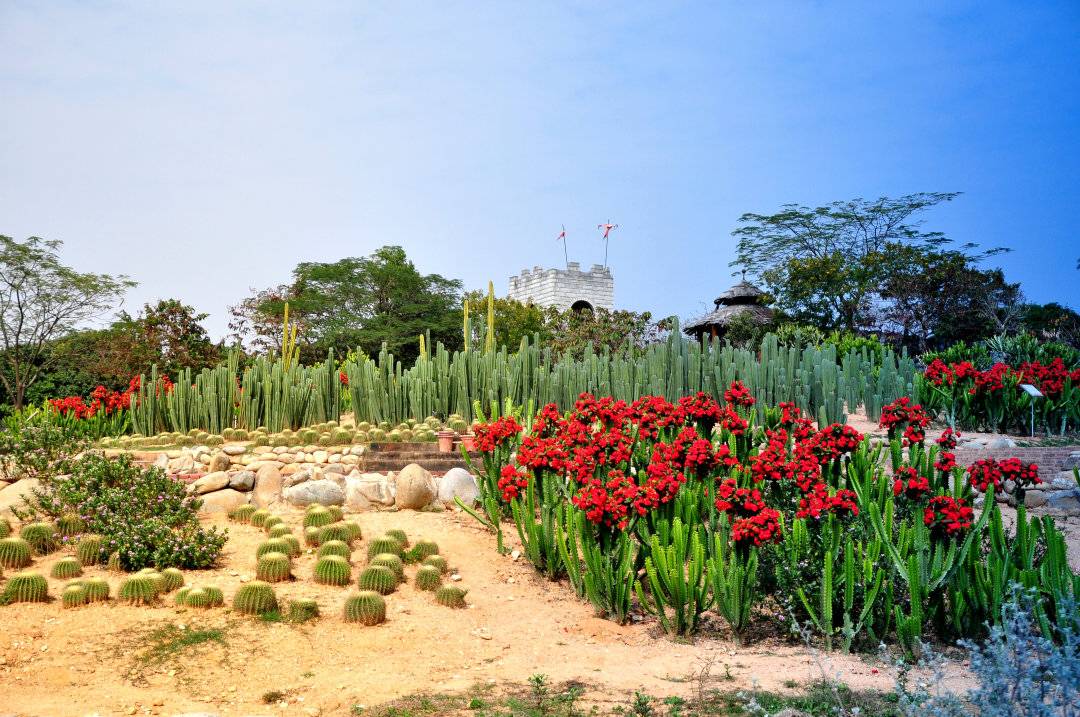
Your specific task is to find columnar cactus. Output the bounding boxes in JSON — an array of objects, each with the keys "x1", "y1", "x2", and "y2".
[
  {"x1": 250, "y1": 509, "x2": 271, "y2": 528},
  {"x1": 313, "y1": 555, "x2": 352, "y2": 586},
  {"x1": 318, "y1": 524, "x2": 353, "y2": 546},
  {"x1": 415, "y1": 565, "x2": 443, "y2": 592},
  {"x1": 304, "y1": 526, "x2": 321, "y2": 547},
  {"x1": 344, "y1": 591, "x2": 386, "y2": 625},
  {"x1": 316, "y1": 540, "x2": 351, "y2": 559},
  {"x1": 357, "y1": 565, "x2": 397, "y2": 595},
  {"x1": 0, "y1": 537, "x2": 32, "y2": 569},
  {"x1": 366, "y1": 536, "x2": 404, "y2": 559},
  {"x1": 435, "y1": 586, "x2": 468, "y2": 608},
  {"x1": 75, "y1": 535, "x2": 104, "y2": 566},
  {"x1": 160, "y1": 568, "x2": 185, "y2": 592},
  {"x1": 256, "y1": 538, "x2": 293, "y2": 559},
  {"x1": 370, "y1": 554, "x2": 405, "y2": 583},
  {"x1": 232, "y1": 581, "x2": 278, "y2": 615},
  {"x1": 385, "y1": 529, "x2": 409, "y2": 547},
  {"x1": 56, "y1": 513, "x2": 85, "y2": 537},
  {"x1": 82, "y1": 577, "x2": 110, "y2": 602},
  {"x1": 229, "y1": 504, "x2": 257, "y2": 524},
  {"x1": 256, "y1": 552, "x2": 292, "y2": 583},
  {"x1": 51, "y1": 557, "x2": 83, "y2": 579},
  {"x1": 20, "y1": 522, "x2": 58, "y2": 555},
  {"x1": 303, "y1": 505, "x2": 334, "y2": 529},
  {"x1": 118, "y1": 575, "x2": 159, "y2": 605},
  {"x1": 288, "y1": 598, "x2": 320, "y2": 623},
  {"x1": 62, "y1": 584, "x2": 88, "y2": 608},
  {"x1": 2, "y1": 571, "x2": 48, "y2": 603},
  {"x1": 268, "y1": 524, "x2": 292, "y2": 539},
  {"x1": 422, "y1": 555, "x2": 449, "y2": 574}
]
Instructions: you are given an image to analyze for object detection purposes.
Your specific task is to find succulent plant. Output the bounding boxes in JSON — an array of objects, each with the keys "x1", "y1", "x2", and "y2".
[
  {"x1": 83, "y1": 577, "x2": 110, "y2": 602},
  {"x1": 304, "y1": 526, "x2": 321, "y2": 547},
  {"x1": 256, "y1": 538, "x2": 293, "y2": 559},
  {"x1": 263, "y1": 515, "x2": 285, "y2": 532},
  {"x1": 51, "y1": 557, "x2": 83, "y2": 579},
  {"x1": 249, "y1": 509, "x2": 271, "y2": 528},
  {"x1": 282, "y1": 535, "x2": 302, "y2": 557},
  {"x1": 343, "y1": 591, "x2": 386, "y2": 625},
  {"x1": 370, "y1": 554, "x2": 405, "y2": 583},
  {"x1": 62, "y1": 584, "x2": 88, "y2": 608},
  {"x1": 313, "y1": 555, "x2": 352, "y2": 586},
  {"x1": 318, "y1": 524, "x2": 353, "y2": 546},
  {"x1": 106, "y1": 551, "x2": 122, "y2": 572},
  {"x1": 56, "y1": 513, "x2": 85, "y2": 537},
  {"x1": 118, "y1": 575, "x2": 159, "y2": 605},
  {"x1": 256, "y1": 552, "x2": 291, "y2": 582},
  {"x1": 20, "y1": 522, "x2": 58, "y2": 555},
  {"x1": 229, "y1": 504, "x2": 257, "y2": 523},
  {"x1": 327, "y1": 506, "x2": 344, "y2": 523},
  {"x1": 175, "y1": 586, "x2": 191, "y2": 605},
  {"x1": 435, "y1": 586, "x2": 468, "y2": 609},
  {"x1": 342, "y1": 521, "x2": 363, "y2": 542},
  {"x1": 268, "y1": 524, "x2": 292, "y2": 539},
  {"x1": 366, "y1": 536, "x2": 403, "y2": 560},
  {"x1": 185, "y1": 588, "x2": 210, "y2": 608},
  {"x1": 0, "y1": 518, "x2": 9, "y2": 538},
  {"x1": 384, "y1": 529, "x2": 409, "y2": 547},
  {"x1": 405, "y1": 540, "x2": 439, "y2": 563},
  {"x1": 160, "y1": 568, "x2": 185, "y2": 592},
  {"x1": 288, "y1": 598, "x2": 320, "y2": 623},
  {"x1": 75, "y1": 534, "x2": 104, "y2": 566},
  {"x1": 422, "y1": 555, "x2": 449, "y2": 574},
  {"x1": 203, "y1": 585, "x2": 225, "y2": 607},
  {"x1": 2, "y1": 571, "x2": 48, "y2": 603},
  {"x1": 303, "y1": 505, "x2": 334, "y2": 528},
  {"x1": 232, "y1": 581, "x2": 278, "y2": 615},
  {"x1": 0, "y1": 537, "x2": 32, "y2": 569},
  {"x1": 415, "y1": 565, "x2": 443, "y2": 592},
  {"x1": 357, "y1": 565, "x2": 397, "y2": 595},
  {"x1": 316, "y1": 540, "x2": 351, "y2": 559}
]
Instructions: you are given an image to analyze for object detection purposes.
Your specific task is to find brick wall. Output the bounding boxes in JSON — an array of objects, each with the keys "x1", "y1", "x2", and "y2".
[{"x1": 952, "y1": 446, "x2": 1080, "y2": 475}]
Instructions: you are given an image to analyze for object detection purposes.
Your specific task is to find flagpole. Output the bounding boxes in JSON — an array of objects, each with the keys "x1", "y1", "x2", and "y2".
[{"x1": 561, "y1": 225, "x2": 569, "y2": 268}]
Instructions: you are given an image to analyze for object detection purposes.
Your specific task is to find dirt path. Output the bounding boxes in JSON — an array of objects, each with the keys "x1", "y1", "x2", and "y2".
[{"x1": 0, "y1": 509, "x2": 960, "y2": 717}]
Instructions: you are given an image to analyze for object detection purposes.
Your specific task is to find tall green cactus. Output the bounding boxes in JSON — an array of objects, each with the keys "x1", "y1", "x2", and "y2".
[{"x1": 635, "y1": 518, "x2": 712, "y2": 636}]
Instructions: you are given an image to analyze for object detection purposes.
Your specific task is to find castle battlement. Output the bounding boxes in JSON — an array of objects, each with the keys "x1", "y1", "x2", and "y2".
[{"x1": 508, "y1": 262, "x2": 614, "y2": 311}]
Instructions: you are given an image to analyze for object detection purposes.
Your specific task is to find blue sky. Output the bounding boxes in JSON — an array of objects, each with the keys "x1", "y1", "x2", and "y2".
[{"x1": 2, "y1": 1, "x2": 1077, "y2": 340}]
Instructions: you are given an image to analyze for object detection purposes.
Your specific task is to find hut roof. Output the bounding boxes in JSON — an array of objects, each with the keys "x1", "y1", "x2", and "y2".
[
  {"x1": 715, "y1": 281, "x2": 765, "y2": 305},
  {"x1": 683, "y1": 303, "x2": 774, "y2": 332}
]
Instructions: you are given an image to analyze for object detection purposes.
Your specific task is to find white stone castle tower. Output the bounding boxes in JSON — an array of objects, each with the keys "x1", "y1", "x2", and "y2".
[{"x1": 507, "y1": 262, "x2": 614, "y2": 311}]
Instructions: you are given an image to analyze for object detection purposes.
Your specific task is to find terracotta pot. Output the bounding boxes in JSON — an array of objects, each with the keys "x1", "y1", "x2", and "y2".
[
  {"x1": 460, "y1": 433, "x2": 477, "y2": 452},
  {"x1": 436, "y1": 430, "x2": 456, "y2": 453}
]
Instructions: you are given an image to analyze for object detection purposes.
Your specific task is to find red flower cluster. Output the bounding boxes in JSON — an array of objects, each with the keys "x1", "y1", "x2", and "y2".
[
  {"x1": 497, "y1": 464, "x2": 529, "y2": 501},
  {"x1": 723, "y1": 380, "x2": 756, "y2": 408},
  {"x1": 934, "y1": 451, "x2": 957, "y2": 473},
  {"x1": 1017, "y1": 358, "x2": 1080, "y2": 400},
  {"x1": 936, "y1": 428, "x2": 961, "y2": 450},
  {"x1": 50, "y1": 382, "x2": 136, "y2": 420},
  {"x1": 893, "y1": 466, "x2": 931, "y2": 501},
  {"x1": 879, "y1": 397, "x2": 931, "y2": 445},
  {"x1": 472, "y1": 416, "x2": 523, "y2": 452},
  {"x1": 339, "y1": 370, "x2": 349, "y2": 386},
  {"x1": 796, "y1": 483, "x2": 859, "y2": 520},
  {"x1": 966, "y1": 458, "x2": 1004, "y2": 492},
  {"x1": 714, "y1": 478, "x2": 766, "y2": 516},
  {"x1": 731, "y1": 508, "x2": 782, "y2": 548},
  {"x1": 924, "y1": 495, "x2": 974, "y2": 539},
  {"x1": 802, "y1": 423, "x2": 864, "y2": 463},
  {"x1": 998, "y1": 457, "x2": 1041, "y2": 490}
]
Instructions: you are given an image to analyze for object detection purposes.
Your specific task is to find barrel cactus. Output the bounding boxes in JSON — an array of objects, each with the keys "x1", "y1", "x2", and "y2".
[
  {"x1": 187, "y1": 588, "x2": 213, "y2": 608},
  {"x1": 0, "y1": 518, "x2": 9, "y2": 538},
  {"x1": 415, "y1": 565, "x2": 443, "y2": 592},
  {"x1": 288, "y1": 598, "x2": 320, "y2": 623},
  {"x1": 366, "y1": 536, "x2": 403, "y2": 560},
  {"x1": 83, "y1": 577, "x2": 110, "y2": 602},
  {"x1": 118, "y1": 575, "x2": 160, "y2": 605},
  {"x1": 0, "y1": 537, "x2": 32, "y2": 569},
  {"x1": 56, "y1": 513, "x2": 85, "y2": 537},
  {"x1": 51, "y1": 557, "x2": 83, "y2": 579},
  {"x1": 357, "y1": 565, "x2": 397, "y2": 595},
  {"x1": 160, "y1": 568, "x2": 185, "y2": 592},
  {"x1": 422, "y1": 555, "x2": 449, "y2": 574},
  {"x1": 256, "y1": 538, "x2": 293, "y2": 559},
  {"x1": 406, "y1": 540, "x2": 439, "y2": 563},
  {"x1": 203, "y1": 585, "x2": 225, "y2": 607},
  {"x1": 313, "y1": 555, "x2": 351, "y2": 586},
  {"x1": 75, "y1": 534, "x2": 104, "y2": 565},
  {"x1": 343, "y1": 521, "x2": 363, "y2": 541},
  {"x1": 343, "y1": 591, "x2": 386, "y2": 625},
  {"x1": 106, "y1": 551, "x2": 122, "y2": 572},
  {"x1": 268, "y1": 524, "x2": 292, "y2": 539},
  {"x1": 62, "y1": 584, "x2": 88, "y2": 609},
  {"x1": 2, "y1": 571, "x2": 48, "y2": 603},
  {"x1": 232, "y1": 581, "x2": 278, "y2": 615},
  {"x1": 249, "y1": 509, "x2": 271, "y2": 528},
  {"x1": 229, "y1": 504, "x2": 257, "y2": 523},
  {"x1": 303, "y1": 505, "x2": 334, "y2": 528},
  {"x1": 370, "y1": 554, "x2": 405, "y2": 583},
  {"x1": 282, "y1": 535, "x2": 302, "y2": 557},
  {"x1": 263, "y1": 515, "x2": 285, "y2": 532},
  {"x1": 304, "y1": 526, "x2": 321, "y2": 547},
  {"x1": 318, "y1": 524, "x2": 353, "y2": 546},
  {"x1": 256, "y1": 552, "x2": 292, "y2": 583},
  {"x1": 20, "y1": 522, "x2": 58, "y2": 555},
  {"x1": 385, "y1": 529, "x2": 409, "y2": 547},
  {"x1": 316, "y1": 540, "x2": 351, "y2": 559},
  {"x1": 175, "y1": 586, "x2": 191, "y2": 606},
  {"x1": 435, "y1": 586, "x2": 468, "y2": 608}
]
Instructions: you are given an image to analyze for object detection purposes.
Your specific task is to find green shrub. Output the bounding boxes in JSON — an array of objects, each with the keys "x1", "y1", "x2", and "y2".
[
  {"x1": 316, "y1": 540, "x2": 351, "y2": 559},
  {"x1": 229, "y1": 505, "x2": 257, "y2": 524},
  {"x1": 344, "y1": 591, "x2": 386, "y2": 625},
  {"x1": 288, "y1": 598, "x2": 320, "y2": 623},
  {"x1": 366, "y1": 536, "x2": 403, "y2": 559},
  {"x1": 415, "y1": 565, "x2": 443, "y2": 591},
  {"x1": 62, "y1": 584, "x2": 88, "y2": 609},
  {"x1": 422, "y1": 555, "x2": 449, "y2": 574},
  {"x1": 0, "y1": 537, "x2": 32, "y2": 569},
  {"x1": 2, "y1": 571, "x2": 48, "y2": 603},
  {"x1": 303, "y1": 506, "x2": 334, "y2": 529},
  {"x1": 82, "y1": 577, "x2": 110, "y2": 602},
  {"x1": 313, "y1": 555, "x2": 351, "y2": 586},
  {"x1": 20, "y1": 522, "x2": 58, "y2": 555},
  {"x1": 256, "y1": 538, "x2": 292, "y2": 559},
  {"x1": 256, "y1": 552, "x2": 291, "y2": 583},
  {"x1": 117, "y1": 575, "x2": 159, "y2": 605},
  {"x1": 435, "y1": 586, "x2": 467, "y2": 608},
  {"x1": 51, "y1": 557, "x2": 83, "y2": 579},
  {"x1": 357, "y1": 565, "x2": 396, "y2": 595},
  {"x1": 233, "y1": 581, "x2": 278, "y2": 615},
  {"x1": 75, "y1": 534, "x2": 104, "y2": 565},
  {"x1": 370, "y1": 554, "x2": 405, "y2": 583},
  {"x1": 318, "y1": 524, "x2": 353, "y2": 546}
]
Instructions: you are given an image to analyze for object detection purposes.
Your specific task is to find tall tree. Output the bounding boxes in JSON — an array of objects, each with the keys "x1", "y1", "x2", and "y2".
[
  {"x1": 732, "y1": 192, "x2": 964, "y2": 331},
  {"x1": 463, "y1": 290, "x2": 548, "y2": 349},
  {"x1": 0, "y1": 237, "x2": 134, "y2": 409},
  {"x1": 541, "y1": 306, "x2": 666, "y2": 359}
]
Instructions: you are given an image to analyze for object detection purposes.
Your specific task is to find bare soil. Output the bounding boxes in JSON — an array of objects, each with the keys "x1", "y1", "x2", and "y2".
[{"x1": 0, "y1": 509, "x2": 968, "y2": 717}]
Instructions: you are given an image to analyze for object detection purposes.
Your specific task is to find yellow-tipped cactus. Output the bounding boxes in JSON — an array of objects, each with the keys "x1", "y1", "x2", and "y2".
[
  {"x1": 435, "y1": 586, "x2": 468, "y2": 608},
  {"x1": 160, "y1": 568, "x2": 185, "y2": 592},
  {"x1": 233, "y1": 581, "x2": 278, "y2": 615},
  {"x1": 118, "y1": 575, "x2": 159, "y2": 605},
  {"x1": 316, "y1": 540, "x2": 351, "y2": 559},
  {"x1": 255, "y1": 552, "x2": 292, "y2": 583},
  {"x1": 370, "y1": 553, "x2": 405, "y2": 583},
  {"x1": 304, "y1": 526, "x2": 321, "y2": 547},
  {"x1": 366, "y1": 536, "x2": 403, "y2": 560},
  {"x1": 344, "y1": 591, "x2": 386, "y2": 626},
  {"x1": 288, "y1": 598, "x2": 320, "y2": 623},
  {"x1": 83, "y1": 577, "x2": 110, "y2": 602},
  {"x1": 250, "y1": 509, "x2": 271, "y2": 528},
  {"x1": 256, "y1": 538, "x2": 293, "y2": 559},
  {"x1": 56, "y1": 513, "x2": 85, "y2": 537},
  {"x1": 51, "y1": 557, "x2": 83, "y2": 579},
  {"x1": 0, "y1": 537, "x2": 32, "y2": 569},
  {"x1": 415, "y1": 565, "x2": 443, "y2": 592},
  {"x1": 385, "y1": 529, "x2": 409, "y2": 548},
  {"x1": 318, "y1": 524, "x2": 353, "y2": 546},
  {"x1": 229, "y1": 504, "x2": 257, "y2": 524},
  {"x1": 357, "y1": 565, "x2": 397, "y2": 595},
  {"x1": 20, "y1": 522, "x2": 58, "y2": 555},
  {"x1": 62, "y1": 583, "x2": 88, "y2": 608},
  {"x1": 303, "y1": 505, "x2": 334, "y2": 529},
  {"x1": 106, "y1": 551, "x2": 122, "y2": 572},
  {"x1": 268, "y1": 524, "x2": 292, "y2": 539},
  {"x1": 2, "y1": 571, "x2": 48, "y2": 603},
  {"x1": 422, "y1": 555, "x2": 449, "y2": 574},
  {"x1": 313, "y1": 555, "x2": 352, "y2": 586},
  {"x1": 75, "y1": 534, "x2": 104, "y2": 566}
]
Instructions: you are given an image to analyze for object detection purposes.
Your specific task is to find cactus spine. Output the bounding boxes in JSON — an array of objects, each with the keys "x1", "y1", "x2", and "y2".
[
  {"x1": 370, "y1": 554, "x2": 405, "y2": 583},
  {"x1": 303, "y1": 505, "x2": 334, "y2": 528},
  {"x1": 318, "y1": 524, "x2": 353, "y2": 546},
  {"x1": 229, "y1": 504, "x2": 257, "y2": 523},
  {"x1": 256, "y1": 538, "x2": 293, "y2": 559},
  {"x1": 160, "y1": 568, "x2": 185, "y2": 592}
]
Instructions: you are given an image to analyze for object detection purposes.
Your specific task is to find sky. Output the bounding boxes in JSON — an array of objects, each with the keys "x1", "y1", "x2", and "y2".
[{"x1": 2, "y1": 1, "x2": 1078, "y2": 341}]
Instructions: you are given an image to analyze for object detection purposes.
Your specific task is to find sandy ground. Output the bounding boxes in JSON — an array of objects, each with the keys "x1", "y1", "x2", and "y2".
[{"x1": 0, "y1": 508, "x2": 971, "y2": 717}]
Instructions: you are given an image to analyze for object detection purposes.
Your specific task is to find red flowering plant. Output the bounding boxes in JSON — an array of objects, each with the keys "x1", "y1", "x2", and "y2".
[
  {"x1": 879, "y1": 397, "x2": 931, "y2": 446},
  {"x1": 461, "y1": 413, "x2": 525, "y2": 553},
  {"x1": 965, "y1": 457, "x2": 1039, "y2": 503},
  {"x1": 923, "y1": 495, "x2": 974, "y2": 540},
  {"x1": 47, "y1": 382, "x2": 135, "y2": 439},
  {"x1": 892, "y1": 466, "x2": 931, "y2": 502}
]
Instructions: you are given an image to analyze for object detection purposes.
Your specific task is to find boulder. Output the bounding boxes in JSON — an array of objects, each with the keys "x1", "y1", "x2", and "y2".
[
  {"x1": 246, "y1": 460, "x2": 283, "y2": 473},
  {"x1": 1021, "y1": 491, "x2": 1048, "y2": 508},
  {"x1": 1062, "y1": 452, "x2": 1080, "y2": 471},
  {"x1": 169, "y1": 454, "x2": 195, "y2": 473},
  {"x1": 284, "y1": 479, "x2": 345, "y2": 507},
  {"x1": 153, "y1": 453, "x2": 169, "y2": 470},
  {"x1": 438, "y1": 467, "x2": 480, "y2": 505},
  {"x1": 223, "y1": 444, "x2": 246, "y2": 456},
  {"x1": 393, "y1": 463, "x2": 437, "y2": 509},
  {"x1": 1052, "y1": 473, "x2": 1079, "y2": 491},
  {"x1": 313, "y1": 450, "x2": 329, "y2": 464},
  {"x1": 0, "y1": 478, "x2": 42, "y2": 516},
  {"x1": 1047, "y1": 489, "x2": 1080, "y2": 515},
  {"x1": 208, "y1": 452, "x2": 231, "y2": 473},
  {"x1": 345, "y1": 473, "x2": 395, "y2": 509},
  {"x1": 198, "y1": 488, "x2": 249, "y2": 514},
  {"x1": 986, "y1": 436, "x2": 1017, "y2": 449},
  {"x1": 252, "y1": 465, "x2": 284, "y2": 508},
  {"x1": 191, "y1": 471, "x2": 230, "y2": 495},
  {"x1": 228, "y1": 470, "x2": 256, "y2": 491},
  {"x1": 282, "y1": 469, "x2": 313, "y2": 489}
]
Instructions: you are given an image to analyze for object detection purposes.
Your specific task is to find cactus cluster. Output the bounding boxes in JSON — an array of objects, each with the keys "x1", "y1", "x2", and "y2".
[
  {"x1": 288, "y1": 598, "x2": 320, "y2": 623},
  {"x1": 2, "y1": 571, "x2": 48, "y2": 603},
  {"x1": 370, "y1": 554, "x2": 404, "y2": 583},
  {"x1": 229, "y1": 504, "x2": 257, "y2": 523},
  {"x1": 357, "y1": 565, "x2": 397, "y2": 595},
  {"x1": 313, "y1": 555, "x2": 352, "y2": 586},
  {"x1": 62, "y1": 584, "x2": 88, "y2": 609},
  {"x1": 435, "y1": 586, "x2": 468, "y2": 609},
  {"x1": 415, "y1": 565, "x2": 443, "y2": 592},
  {"x1": 422, "y1": 555, "x2": 449, "y2": 574},
  {"x1": 318, "y1": 524, "x2": 353, "y2": 546},
  {"x1": 316, "y1": 540, "x2": 351, "y2": 559},
  {"x1": 51, "y1": 557, "x2": 83, "y2": 579},
  {"x1": 118, "y1": 575, "x2": 159, "y2": 605},
  {"x1": 233, "y1": 581, "x2": 278, "y2": 615},
  {"x1": 20, "y1": 522, "x2": 58, "y2": 555},
  {"x1": 179, "y1": 584, "x2": 224, "y2": 608},
  {"x1": 256, "y1": 538, "x2": 293, "y2": 559},
  {"x1": 343, "y1": 591, "x2": 386, "y2": 625},
  {"x1": 0, "y1": 537, "x2": 32, "y2": 569},
  {"x1": 256, "y1": 552, "x2": 292, "y2": 582},
  {"x1": 366, "y1": 535, "x2": 403, "y2": 560},
  {"x1": 75, "y1": 534, "x2": 104, "y2": 565}
]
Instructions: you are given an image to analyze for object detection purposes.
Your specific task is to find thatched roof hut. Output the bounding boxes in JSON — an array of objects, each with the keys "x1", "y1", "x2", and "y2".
[{"x1": 684, "y1": 280, "x2": 774, "y2": 341}]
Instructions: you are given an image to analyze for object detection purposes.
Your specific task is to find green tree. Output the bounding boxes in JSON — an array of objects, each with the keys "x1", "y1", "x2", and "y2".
[
  {"x1": 463, "y1": 290, "x2": 547, "y2": 349},
  {"x1": 732, "y1": 192, "x2": 963, "y2": 331},
  {"x1": 0, "y1": 237, "x2": 134, "y2": 409},
  {"x1": 541, "y1": 306, "x2": 665, "y2": 359}
]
